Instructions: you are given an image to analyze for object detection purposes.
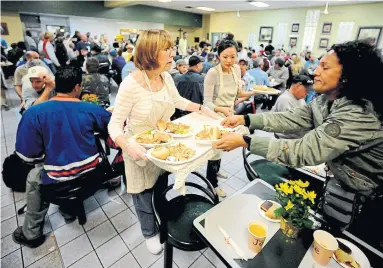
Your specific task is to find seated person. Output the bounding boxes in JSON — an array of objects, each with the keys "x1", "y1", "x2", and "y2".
[
  {"x1": 12, "y1": 66, "x2": 111, "y2": 248},
  {"x1": 121, "y1": 55, "x2": 136, "y2": 81},
  {"x1": 110, "y1": 49, "x2": 126, "y2": 85},
  {"x1": 173, "y1": 56, "x2": 204, "y2": 118},
  {"x1": 82, "y1": 57, "x2": 111, "y2": 107},
  {"x1": 22, "y1": 66, "x2": 56, "y2": 111},
  {"x1": 271, "y1": 75, "x2": 312, "y2": 139},
  {"x1": 14, "y1": 51, "x2": 52, "y2": 101},
  {"x1": 304, "y1": 54, "x2": 319, "y2": 74},
  {"x1": 90, "y1": 45, "x2": 110, "y2": 74},
  {"x1": 202, "y1": 53, "x2": 215, "y2": 74},
  {"x1": 247, "y1": 59, "x2": 270, "y2": 86},
  {"x1": 169, "y1": 59, "x2": 188, "y2": 79},
  {"x1": 235, "y1": 59, "x2": 255, "y2": 115},
  {"x1": 268, "y1": 57, "x2": 289, "y2": 91}
]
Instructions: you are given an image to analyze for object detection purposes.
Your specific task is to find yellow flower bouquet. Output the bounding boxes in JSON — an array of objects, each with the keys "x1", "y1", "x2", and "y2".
[
  {"x1": 274, "y1": 180, "x2": 317, "y2": 237},
  {"x1": 81, "y1": 93, "x2": 99, "y2": 105}
]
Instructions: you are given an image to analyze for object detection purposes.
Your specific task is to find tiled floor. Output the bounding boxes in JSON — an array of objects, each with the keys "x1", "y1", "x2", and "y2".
[{"x1": 0, "y1": 79, "x2": 270, "y2": 268}]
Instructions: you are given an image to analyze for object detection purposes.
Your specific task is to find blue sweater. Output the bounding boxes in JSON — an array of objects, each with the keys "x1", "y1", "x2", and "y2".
[{"x1": 16, "y1": 99, "x2": 111, "y2": 184}]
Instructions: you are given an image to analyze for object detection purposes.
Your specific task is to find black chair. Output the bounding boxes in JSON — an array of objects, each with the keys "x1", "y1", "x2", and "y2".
[
  {"x1": 39, "y1": 135, "x2": 120, "y2": 225},
  {"x1": 243, "y1": 148, "x2": 289, "y2": 186},
  {"x1": 152, "y1": 171, "x2": 219, "y2": 268}
]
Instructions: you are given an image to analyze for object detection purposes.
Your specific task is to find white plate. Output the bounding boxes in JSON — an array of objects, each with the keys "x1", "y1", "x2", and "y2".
[
  {"x1": 252, "y1": 88, "x2": 281, "y2": 95},
  {"x1": 130, "y1": 131, "x2": 175, "y2": 148},
  {"x1": 167, "y1": 130, "x2": 194, "y2": 138},
  {"x1": 194, "y1": 125, "x2": 235, "y2": 145},
  {"x1": 333, "y1": 238, "x2": 370, "y2": 268},
  {"x1": 257, "y1": 200, "x2": 282, "y2": 223},
  {"x1": 146, "y1": 147, "x2": 198, "y2": 165}
]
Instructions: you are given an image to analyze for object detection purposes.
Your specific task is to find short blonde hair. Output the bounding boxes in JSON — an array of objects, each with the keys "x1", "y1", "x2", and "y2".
[
  {"x1": 44, "y1": 32, "x2": 53, "y2": 40},
  {"x1": 134, "y1": 30, "x2": 172, "y2": 71}
]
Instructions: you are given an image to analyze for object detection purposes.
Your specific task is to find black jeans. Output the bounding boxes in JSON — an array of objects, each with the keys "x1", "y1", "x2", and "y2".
[{"x1": 206, "y1": 160, "x2": 221, "y2": 188}]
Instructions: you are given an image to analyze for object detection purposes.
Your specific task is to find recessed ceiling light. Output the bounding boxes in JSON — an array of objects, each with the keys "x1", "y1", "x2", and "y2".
[
  {"x1": 196, "y1": 7, "x2": 216, "y2": 11},
  {"x1": 158, "y1": 0, "x2": 171, "y2": 3},
  {"x1": 249, "y1": 2, "x2": 270, "y2": 8}
]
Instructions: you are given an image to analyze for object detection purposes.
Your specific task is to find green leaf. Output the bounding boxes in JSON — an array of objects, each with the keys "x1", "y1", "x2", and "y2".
[
  {"x1": 274, "y1": 207, "x2": 283, "y2": 218},
  {"x1": 302, "y1": 219, "x2": 314, "y2": 229}
]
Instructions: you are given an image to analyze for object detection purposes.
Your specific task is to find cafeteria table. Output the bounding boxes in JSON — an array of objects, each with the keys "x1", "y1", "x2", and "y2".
[{"x1": 193, "y1": 180, "x2": 383, "y2": 268}]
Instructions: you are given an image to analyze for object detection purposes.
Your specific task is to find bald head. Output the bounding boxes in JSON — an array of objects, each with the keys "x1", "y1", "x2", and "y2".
[
  {"x1": 25, "y1": 51, "x2": 40, "y2": 62},
  {"x1": 80, "y1": 34, "x2": 88, "y2": 42}
]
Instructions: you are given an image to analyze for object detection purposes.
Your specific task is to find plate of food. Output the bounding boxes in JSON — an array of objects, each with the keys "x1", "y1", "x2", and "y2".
[
  {"x1": 333, "y1": 238, "x2": 370, "y2": 268},
  {"x1": 131, "y1": 130, "x2": 174, "y2": 148},
  {"x1": 257, "y1": 200, "x2": 282, "y2": 223},
  {"x1": 147, "y1": 143, "x2": 197, "y2": 165},
  {"x1": 252, "y1": 85, "x2": 281, "y2": 95},
  {"x1": 195, "y1": 125, "x2": 231, "y2": 144},
  {"x1": 157, "y1": 120, "x2": 193, "y2": 138}
]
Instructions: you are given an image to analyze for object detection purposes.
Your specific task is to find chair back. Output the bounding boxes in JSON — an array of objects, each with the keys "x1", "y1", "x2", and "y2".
[
  {"x1": 243, "y1": 148, "x2": 260, "y2": 181},
  {"x1": 152, "y1": 171, "x2": 219, "y2": 246}
]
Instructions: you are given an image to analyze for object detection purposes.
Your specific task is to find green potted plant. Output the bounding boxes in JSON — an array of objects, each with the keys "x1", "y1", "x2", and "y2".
[{"x1": 274, "y1": 180, "x2": 317, "y2": 238}]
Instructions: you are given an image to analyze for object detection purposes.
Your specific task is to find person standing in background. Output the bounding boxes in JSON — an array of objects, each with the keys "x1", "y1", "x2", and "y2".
[
  {"x1": 42, "y1": 32, "x2": 60, "y2": 71},
  {"x1": 24, "y1": 31, "x2": 37, "y2": 49},
  {"x1": 63, "y1": 33, "x2": 76, "y2": 60},
  {"x1": 264, "y1": 40, "x2": 274, "y2": 55},
  {"x1": 178, "y1": 32, "x2": 188, "y2": 58}
]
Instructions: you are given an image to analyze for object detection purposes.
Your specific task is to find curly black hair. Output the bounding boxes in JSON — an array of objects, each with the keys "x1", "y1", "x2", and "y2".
[{"x1": 331, "y1": 40, "x2": 383, "y2": 120}]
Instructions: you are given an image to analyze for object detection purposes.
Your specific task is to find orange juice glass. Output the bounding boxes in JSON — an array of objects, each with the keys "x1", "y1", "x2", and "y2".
[{"x1": 248, "y1": 220, "x2": 268, "y2": 254}]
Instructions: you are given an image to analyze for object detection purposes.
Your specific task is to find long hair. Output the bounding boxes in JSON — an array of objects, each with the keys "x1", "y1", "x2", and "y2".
[{"x1": 331, "y1": 40, "x2": 383, "y2": 120}]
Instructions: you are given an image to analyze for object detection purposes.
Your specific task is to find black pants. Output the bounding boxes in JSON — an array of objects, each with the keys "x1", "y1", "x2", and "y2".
[{"x1": 206, "y1": 160, "x2": 221, "y2": 188}]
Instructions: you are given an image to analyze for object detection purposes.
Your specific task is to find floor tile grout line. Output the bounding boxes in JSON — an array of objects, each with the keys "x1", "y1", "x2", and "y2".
[
  {"x1": 66, "y1": 250, "x2": 97, "y2": 268},
  {"x1": 81, "y1": 226, "x2": 106, "y2": 268}
]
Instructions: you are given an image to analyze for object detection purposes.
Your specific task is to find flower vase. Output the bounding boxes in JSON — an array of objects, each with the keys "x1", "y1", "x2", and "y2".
[{"x1": 280, "y1": 217, "x2": 301, "y2": 239}]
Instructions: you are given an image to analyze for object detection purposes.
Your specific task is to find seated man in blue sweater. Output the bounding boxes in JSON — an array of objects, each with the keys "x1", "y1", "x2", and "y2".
[{"x1": 12, "y1": 66, "x2": 111, "y2": 248}]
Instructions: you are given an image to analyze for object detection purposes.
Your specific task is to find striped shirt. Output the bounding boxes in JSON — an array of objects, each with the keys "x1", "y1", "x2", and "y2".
[
  {"x1": 16, "y1": 97, "x2": 111, "y2": 184},
  {"x1": 108, "y1": 72, "x2": 190, "y2": 142}
]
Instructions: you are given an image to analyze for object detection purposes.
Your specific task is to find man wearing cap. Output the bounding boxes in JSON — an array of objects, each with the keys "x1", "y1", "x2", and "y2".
[
  {"x1": 169, "y1": 59, "x2": 188, "y2": 79},
  {"x1": 22, "y1": 66, "x2": 55, "y2": 111},
  {"x1": 271, "y1": 75, "x2": 312, "y2": 139},
  {"x1": 14, "y1": 51, "x2": 53, "y2": 101},
  {"x1": 173, "y1": 56, "x2": 204, "y2": 118},
  {"x1": 202, "y1": 53, "x2": 216, "y2": 74}
]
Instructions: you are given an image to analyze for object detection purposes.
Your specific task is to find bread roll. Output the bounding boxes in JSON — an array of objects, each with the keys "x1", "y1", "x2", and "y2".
[
  {"x1": 154, "y1": 132, "x2": 171, "y2": 143},
  {"x1": 151, "y1": 147, "x2": 170, "y2": 160},
  {"x1": 157, "y1": 120, "x2": 167, "y2": 132},
  {"x1": 265, "y1": 203, "x2": 280, "y2": 219}
]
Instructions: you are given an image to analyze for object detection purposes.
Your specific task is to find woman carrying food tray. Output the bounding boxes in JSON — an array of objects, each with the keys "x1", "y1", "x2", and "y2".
[
  {"x1": 204, "y1": 38, "x2": 258, "y2": 198},
  {"x1": 108, "y1": 30, "x2": 205, "y2": 255}
]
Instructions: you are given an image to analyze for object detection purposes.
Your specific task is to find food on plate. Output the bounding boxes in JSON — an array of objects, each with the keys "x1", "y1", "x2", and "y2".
[
  {"x1": 195, "y1": 126, "x2": 229, "y2": 140},
  {"x1": 260, "y1": 200, "x2": 274, "y2": 212},
  {"x1": 151, "y1": 147, "x2": 170, "y2": 160},
  {"x1": 265, "y1": 203, "x2": 280, "y2": 220},
  {"x1": 334, "y1": 248, "x2": 361, "y2": 268},
  {"x1": 151, "y1": 143, "x2": 196, "y2": 162},
  {"x1": 157, "y1": 120, "x2": 192, "y2": 135},
  {"x1": 157, "y1": 120, "x2": 167, "y2": 132},
  {"x1": 253, "y1": 85, "x2": 278, "y2": 92},
  {"x1": 135, "y1": 130, "x2": 172, "y2": 145}
]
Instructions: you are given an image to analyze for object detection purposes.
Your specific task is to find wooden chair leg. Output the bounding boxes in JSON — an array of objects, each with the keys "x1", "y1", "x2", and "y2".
[
  {"x1": 164, "y1": 242, "x2": 173, "y2": 268},
  {"x1": 77, "y1": 203, "x2": 87, "y2": 225}
]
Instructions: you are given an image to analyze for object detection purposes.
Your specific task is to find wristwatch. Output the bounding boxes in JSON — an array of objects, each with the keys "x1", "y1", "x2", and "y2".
[
  {"x1": 242, "y1": 135, "x2": 252, "y2": 150},
  {"x1": 244, "y1": 114, "x2": 251, "y2": 127}
]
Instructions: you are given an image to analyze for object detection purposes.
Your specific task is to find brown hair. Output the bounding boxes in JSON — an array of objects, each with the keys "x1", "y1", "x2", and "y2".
[{"x1": 134, "y1": 30, "x2": 172, "y2": 70}]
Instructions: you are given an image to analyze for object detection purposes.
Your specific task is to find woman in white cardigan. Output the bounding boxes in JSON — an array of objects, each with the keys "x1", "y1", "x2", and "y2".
[{"x1": 108, "y1": 30, "x2": 203, "y2": 255}]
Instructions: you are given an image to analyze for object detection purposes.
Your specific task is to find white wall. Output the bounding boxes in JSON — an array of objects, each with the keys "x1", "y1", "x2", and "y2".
[
  {"x1": 40, "y1": 15, "x2": 70, "y2": 33},
  {"x1": 69, "y1": 16, "x2": 164, "y2": 41}
]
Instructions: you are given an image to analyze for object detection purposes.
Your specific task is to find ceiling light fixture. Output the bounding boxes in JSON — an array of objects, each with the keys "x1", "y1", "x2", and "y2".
[
  {"x1": 158, "y1": 0, "x2": 171, "y2": 3},
  {"x1": 196, "y1": 7, "x2": 216, "y2": 12},
  {"x1": 249, "y1": 1, "x2": 270, "y2": 8}
]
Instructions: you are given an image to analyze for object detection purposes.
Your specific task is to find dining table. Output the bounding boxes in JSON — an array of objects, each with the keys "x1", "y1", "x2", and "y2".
[{"x1": 193, "y1": 179, "x2": 382, "y2": 268}]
